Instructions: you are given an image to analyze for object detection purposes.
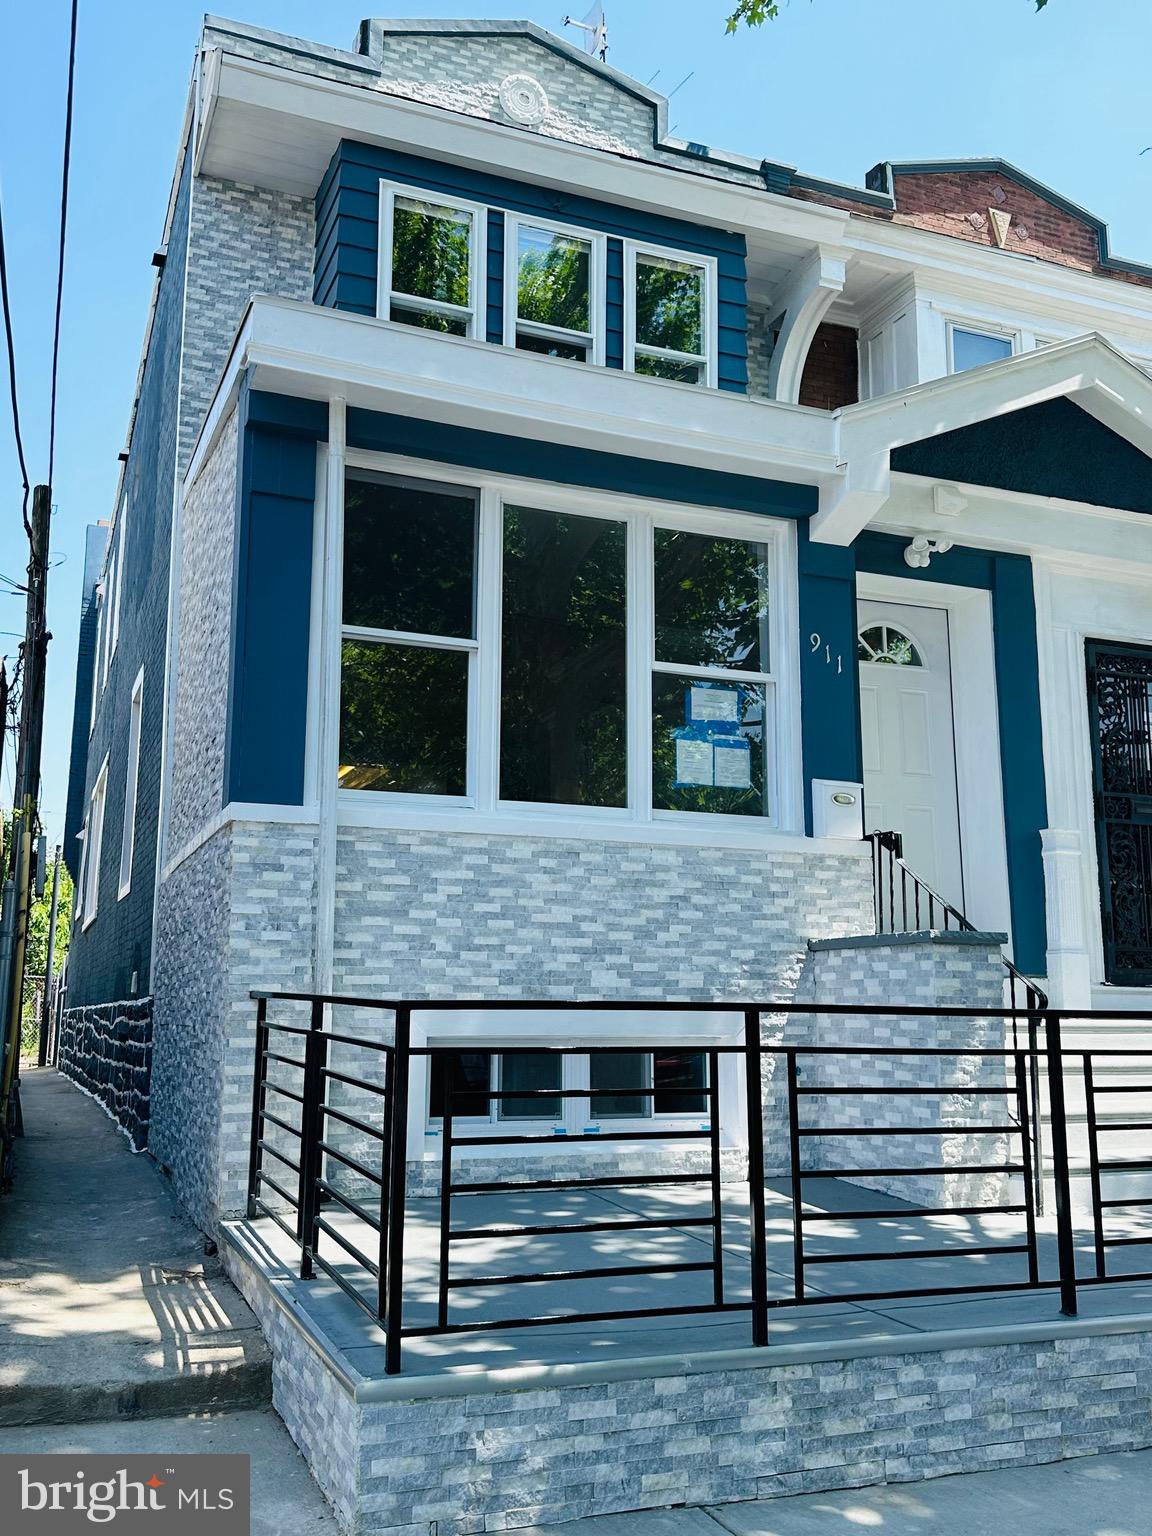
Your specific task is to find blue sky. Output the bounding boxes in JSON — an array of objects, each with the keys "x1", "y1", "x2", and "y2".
[{"x1": 2, "y1": 0, "x2": 1151, "y2": 846}]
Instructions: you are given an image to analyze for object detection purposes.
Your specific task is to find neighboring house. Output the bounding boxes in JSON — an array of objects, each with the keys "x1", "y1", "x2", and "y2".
[{"x1": 60, "y1": 15, "x2": 1152, "y2": 1222}]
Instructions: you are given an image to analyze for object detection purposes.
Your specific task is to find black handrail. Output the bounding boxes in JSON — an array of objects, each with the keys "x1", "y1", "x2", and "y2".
[{"x1": 236, "y1": 991, "x2": 1152, "y2": 1375}]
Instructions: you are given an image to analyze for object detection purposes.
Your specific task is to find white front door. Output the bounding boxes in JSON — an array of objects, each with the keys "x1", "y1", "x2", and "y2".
[{"x1": 858, "y1": 599, "x2": 965, "y2": 910}]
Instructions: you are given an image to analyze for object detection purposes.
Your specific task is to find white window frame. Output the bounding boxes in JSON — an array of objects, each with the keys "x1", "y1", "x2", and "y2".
[
  {"x1": 502, "y1": 213, "x2": 607, "y2": 366},
  {"x1": 623, "y1": 240, "x2": 718, "y2": 389},
  {"x1": 89, "y1": 583, "x2": 105, "y2": 734},
  {"x1": 82, "y1": 756, "x2": 109, "y2": 931},
  {"x1": 117, "y1": 667, "x2": 144, "y2": 899},
  {"x1": 946, "y1": 320, "x2": 1018, "y2": 375},
  {"x1": 110, "y1": 495, "x2": 127, "y2": 664},
  {"x1": 408, "y1": 1007, "x2": 748, "y2": 1157},
  {"x1": 74, "y1": 823, "x2": 88, "y2": 927},
  {"x1": 377, "y1": 182, "x2": 486, "y2": 340},
  {"x1": 333, "y1": 453, "x2": 801, "y2": 837}
]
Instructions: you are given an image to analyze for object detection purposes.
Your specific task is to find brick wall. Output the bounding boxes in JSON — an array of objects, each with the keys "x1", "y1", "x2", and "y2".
[{"x1": 798, "y1": 322, "x2": 859, "y2": 411}]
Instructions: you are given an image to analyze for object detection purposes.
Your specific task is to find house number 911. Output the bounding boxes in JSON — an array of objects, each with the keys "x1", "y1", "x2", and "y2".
[{"x1": 809, "y1": 633, "x2": 843, "y2": 675}]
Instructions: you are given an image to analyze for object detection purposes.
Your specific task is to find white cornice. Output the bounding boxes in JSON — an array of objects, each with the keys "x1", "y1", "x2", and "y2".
[{"x1": 183, "y1": 296, "x2": 840, "y2": 495}]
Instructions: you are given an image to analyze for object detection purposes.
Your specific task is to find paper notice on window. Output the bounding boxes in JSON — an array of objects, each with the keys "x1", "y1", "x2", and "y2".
[
  {"x1": 689, "y1": 686, "x2": 739, "y2": 724},
  {"x1": 675, "y1": 737, "x2": 714, "y2": 787},
  {"x1": 713, "y1": 737, "x2": 752, "y2": 789}
]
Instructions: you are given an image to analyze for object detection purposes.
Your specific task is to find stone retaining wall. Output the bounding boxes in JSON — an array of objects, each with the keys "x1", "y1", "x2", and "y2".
[{"x1": 57, "y1": 996, "x2": 153, "y2": 1149}]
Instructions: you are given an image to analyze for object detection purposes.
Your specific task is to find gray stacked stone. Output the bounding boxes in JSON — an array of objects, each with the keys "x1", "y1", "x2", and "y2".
[
  {"x1": 225, "y1": 1226, "x2": 1152, "y2": 1536},
  {"x1": 56, "y1": 997, "x2": 154, "y2": 1149}
]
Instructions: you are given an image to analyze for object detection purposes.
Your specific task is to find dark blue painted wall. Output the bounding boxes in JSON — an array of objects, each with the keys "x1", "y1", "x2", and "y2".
[
  {"x1": 892, "y1": 398, "x2": 1152, "y2": 515},
  {"x1": 796, "y1": 530, "x2": 862, "y2": 833},
  {"x1": 64, "y1": 144, "x2": 193, "y2": 1007},
  {"x1": 225, "y1": 380, "x2": 317, "y2": 808},
  {"x1": 314, "y1": 141, "x2": 748, "y2": 392},
  {"x1": 855, "y1": 532, "x2": 1048, "y2": 975}
]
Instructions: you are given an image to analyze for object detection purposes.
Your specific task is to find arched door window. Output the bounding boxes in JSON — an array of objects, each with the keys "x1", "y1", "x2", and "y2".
[{"x1": 857, "y1": 623, "x2": 924, "y2": 667}]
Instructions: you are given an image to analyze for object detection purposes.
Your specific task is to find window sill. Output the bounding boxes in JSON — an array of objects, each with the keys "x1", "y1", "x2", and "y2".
[{"x1": 332, "y1": 793, "x2": 868, "y2": 857}]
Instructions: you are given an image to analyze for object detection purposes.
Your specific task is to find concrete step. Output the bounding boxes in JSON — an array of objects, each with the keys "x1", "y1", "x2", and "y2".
[{"x1": 0, "y1": 1069, "x2": 271, "y2": 1427}]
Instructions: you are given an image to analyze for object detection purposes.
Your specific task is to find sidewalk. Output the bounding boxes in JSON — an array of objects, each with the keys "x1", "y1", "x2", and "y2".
[{"x1": 0, "y1": 1067, "x2": 270, "y2": 1425}]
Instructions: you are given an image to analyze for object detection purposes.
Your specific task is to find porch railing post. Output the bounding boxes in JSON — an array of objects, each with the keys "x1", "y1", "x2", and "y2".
[
  {"x1": 743, "y1": 1006, "x2": 769, "y2": 1347},
  {"x1": 246, "y1": 996, "x2": 269, "y2": 1219},
  {"x1": 297, "y1": 999, "x2": 327, "y2": 1280},
  {"x1": 383, "y1": 1003, "x2": 412, "y2": 1375},
  {"x1": 1044, "y1": 1011, "x2": 1079, "y2": 1316}
]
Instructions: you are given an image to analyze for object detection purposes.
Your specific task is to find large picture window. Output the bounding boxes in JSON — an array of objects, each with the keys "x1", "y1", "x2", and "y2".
[
  {"x1": 505, "y1": 217, "x2": 605, "y2": 364},
  {"x1": 626, "y1": 245, "x2": 716, "y2": 386},
  {"x1": 336, "y1": 465, "x2": 795, "y2": 830},
  {"x1": 379, "y1": 184, "x2": 483, "y2": 338}
]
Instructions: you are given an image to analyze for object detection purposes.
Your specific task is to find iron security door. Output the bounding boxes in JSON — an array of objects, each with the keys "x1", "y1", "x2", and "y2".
[{"x1": 1086, "y1": 639, "x2": 1152, "y2": 986}]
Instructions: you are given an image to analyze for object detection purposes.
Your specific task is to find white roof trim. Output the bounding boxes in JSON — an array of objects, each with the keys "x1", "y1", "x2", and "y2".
[{"x1": 812, "y1": 332, "x2": 1152, "y2": 545}]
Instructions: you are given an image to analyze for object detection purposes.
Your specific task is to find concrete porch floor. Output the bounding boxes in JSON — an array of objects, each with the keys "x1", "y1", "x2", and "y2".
[{"x1": 229, "y1": 1172, "x2": 1152, "y2": 1381}]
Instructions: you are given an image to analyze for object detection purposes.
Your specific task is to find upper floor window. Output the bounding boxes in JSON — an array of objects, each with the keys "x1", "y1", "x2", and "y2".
[
  {"x1": 949, "y1": 324, "x2": 1014, "y2": 374},
  {"x1": 335, "y1": 465, "x2": 795, "y2": 829},
  {"x1": 627, "y1": 245, "x2": 716, "y2": 386},
  {"x1": 505, "y1": 216, "x2": 605, "y2": 364},
  {"x1": 379, "y1": 185, "x2": 483, "y2": 338}
]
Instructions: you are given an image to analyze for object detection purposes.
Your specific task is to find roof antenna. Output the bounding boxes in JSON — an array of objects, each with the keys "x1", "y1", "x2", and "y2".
[{"x1": 564, "y1": 3, "x2": 608, "y2": 61}]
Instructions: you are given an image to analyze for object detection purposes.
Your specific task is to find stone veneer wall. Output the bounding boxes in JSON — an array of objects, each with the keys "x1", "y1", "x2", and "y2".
[
  {"x1": 225, "y1": 1230, "x2": 1152, "y2": 1536},
  {"x1": 151, "y1": 820, "x2": 876, "y2": 1227},
  {"x1": 797, "y1": 932, "x2": 1013, "y2": 1208},
  {"x1": 150, "y1": 821, "x2": 317, "y2": 1232},
  {"x1": 56, "y1": 997, "x2": 154, "y2": 1150}
]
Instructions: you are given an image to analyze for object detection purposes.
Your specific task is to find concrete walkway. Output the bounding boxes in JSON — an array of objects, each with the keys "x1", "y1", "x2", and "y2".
[
  {"x1": 0, "y1": 1068, "x2": 270, "y2": 1425},
  {"x1": 518, "y1": 1449, "x2": 1152, "y2": 1535},
  {"x1": 0, "y1": 1409, "x2": 335, "y2": 1535}
]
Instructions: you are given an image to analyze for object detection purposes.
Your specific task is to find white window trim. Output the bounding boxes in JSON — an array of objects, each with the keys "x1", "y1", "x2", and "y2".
[
  {"x1": 82, "y1": 756, "x2": 109, "y2": 931},
  {"x1": 502, "y1": 213, "x2": 607, "y2": 367},
  {"x1": 946, "y1": 318, "x2": 1019, "y2": 374},
  {"x1": 376, "y1": 181, "x2": 487, "y2": 341},
  {"x1": 117, "y1": 667, "x2": 144, "y2": 900},
  {"x1": 110, "y1": 495, "x2": 127, "y2": 664},
  {"x1": 89, "y1": 584, "x2": 105, "y2": 734},
  {"x1": 623, "y1": 240, "x2": 718, "y2": 389},
  {"x1": 408, "y1": 1007, "x2": 748, "y2": 1159},
  {"x1": 333, "y1": 450, "x2": 802, "y2": 837},
  {"x1": 74, "y1": 823, "x2": 88, "y2": 927}
]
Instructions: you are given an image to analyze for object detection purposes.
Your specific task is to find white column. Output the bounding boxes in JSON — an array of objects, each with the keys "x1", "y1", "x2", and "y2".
[
  {"x1": 1041, "y1": 828, "x2": 1094, "y2": 1008},
  {"x1": 313, "y1": 396, "x2": 346, "y2": 996}
]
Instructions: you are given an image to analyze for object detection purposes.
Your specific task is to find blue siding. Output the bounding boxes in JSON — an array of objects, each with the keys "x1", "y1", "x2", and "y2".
[
  {"x1": 486, "y1": 209, "x2": 505, "y2": 345},
  {"x1": 606, "y1": 238, "x2": 624, "y2": 369},
  {"x1": 796, "y1": 530, "x2": 862, "y2": 834},
  {"x1": 855, "y1": 532, "x2": 1048, "y2": 975},
  {"x1": 63, "y1": 145, "x2": 193, "y2": 1007},
  {"x1": 314, "y1": 141, "x2": 748, "y2": 391},
  {"x1": 225, "y1": 383, "x2": 317, "y2": 807}
]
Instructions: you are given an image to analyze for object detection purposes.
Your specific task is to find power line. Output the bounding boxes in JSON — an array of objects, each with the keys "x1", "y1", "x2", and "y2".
[
  {"x1": 0, "y1": 191, "x2": 30, "y2": 541},
  {"x1": 48, "y1": 0, "x2": 80, "y2": 492}
]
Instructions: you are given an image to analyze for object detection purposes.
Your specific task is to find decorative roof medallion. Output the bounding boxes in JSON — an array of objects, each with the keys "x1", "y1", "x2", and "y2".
[{"x1": 498, "y1": 74, "x2": 549, "y2": 126}]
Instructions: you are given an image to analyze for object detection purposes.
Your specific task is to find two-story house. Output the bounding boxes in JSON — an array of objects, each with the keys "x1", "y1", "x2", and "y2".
[{"x1": 60, "y1": 16, "x2": 1152, "y2": 1235}]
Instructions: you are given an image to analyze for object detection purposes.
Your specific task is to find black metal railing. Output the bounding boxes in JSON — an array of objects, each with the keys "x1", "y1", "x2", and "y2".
[
  {"x1": 246, "y1": 993, "x2": 1152, "y2": 1373},
  {"x1": 866, "y1": 830, "x2": 1047, "y2": 1012}
]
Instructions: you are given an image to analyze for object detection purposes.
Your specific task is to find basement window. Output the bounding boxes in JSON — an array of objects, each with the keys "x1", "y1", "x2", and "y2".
[
  {"x1": 428, "y1": 1049, "x2": 709, "y2": 1126},
  {"x1": 379, "y1": 184, "x2": 484, "y2": 338},
  {"x1": 505, "y1": 216, "x2": 605, "y2": 364}
]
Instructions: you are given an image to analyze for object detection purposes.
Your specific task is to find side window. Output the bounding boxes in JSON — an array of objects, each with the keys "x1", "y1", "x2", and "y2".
[
  {"x1": 82, "y1": 758, "x2": 109, "y2": 931},
  {"x1": 949, "y1": 325, "x2": 1014, "y2": 374},
  {"x1": 380, "y1": 185, "x2": 482, "y2": 338},
  {"x1": 118, "y1": 668, "x2": 144, "y2": 899},
  {"x1": 627, "y1": 246, "x2": 715, "y2": 386},
  {"x1": 506, "y1": 218, "x2": 604, "y2": 364}
]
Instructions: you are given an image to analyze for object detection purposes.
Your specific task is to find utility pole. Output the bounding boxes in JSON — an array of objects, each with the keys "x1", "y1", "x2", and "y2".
[
  {"x1": 0, "y1": 485, "x2": 51, "y2": 1184},
  {"x1": 37, "y1": 844, "x2": 61, "y2": 1068}
]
